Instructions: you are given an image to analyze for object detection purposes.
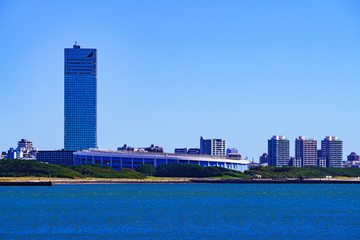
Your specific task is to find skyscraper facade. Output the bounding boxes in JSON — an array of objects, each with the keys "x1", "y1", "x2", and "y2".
[
  {"x1": 200, "y1": 136, "x2": 226, "y2": 156},
  {"x1": 268, "y1": 136, "x2": 290, "y2": 167},
  {"x1": 320, "y1": 136, "x2": 343, "y2": 168},
  {"x1": 295, "y1": 136, "x2": 317, "y2": 166},
  {"x1": 64, "y1": 43, "x2": 97, "y2": 151}
]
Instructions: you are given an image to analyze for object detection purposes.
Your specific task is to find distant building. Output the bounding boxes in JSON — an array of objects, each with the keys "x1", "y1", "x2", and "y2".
[
  {"x1": 343, "y1": 161, "x2": 360, "y2": 168},
  {"x1": 17, "y1": 139, "x2": 33, "y2": 151},
  {"x1": 64, "y1": 43, "x2": 97, "y2": 151},
  {"x1": 117, "y1": 144, "x2": 136, "y2": 151},
  {"x1": 249, "y1": 161, "x2": 261, "y2": 168},
  {"x1": 347, "y1": 152, "x2": 360, "y2": 162},
  {"x1": 227, "y1": 153, "x2": 242, "y2": 160},
  {"x1": 268, "y1": 136, "x2": 290, "y2": 167},
  {"x1": 226, "y1": 148, "x2": 238, "y2": 155},
  {"x1": 36, "y1": 150, "x2": 74, "y2": 166},
  {"x1": 290, "y1": 156, "x2": 302, "y2": 168},
  {"x1": 259, "y1": 153, "x2": 268, "y2": 164},
  {"x1": 175, "y1": 148, "x2": 188, "y2": 154},
  {"x1": 318, "y1": 157, "x2": 327, "y2": 168},
  {"x1": 188, "y1": 148, "x2": 200, "y2": 155},
  {"x1": 6, "y1": 139, "x2": 38, "y2": 160},
  {"x1": 344, "y1": 152, "x2": 360, "y2": 168},
  {"x1": 144, "y1": 144, "x2": 164, "y2": 153},
  {"x1": 295, "y1": 136, "x2": 317, "y2": 166},
  {"x1": 7, "y1": 148, "x2": 22, "y2": 159},
  {"x1": 320, "y1": 136, "x2": 343, "y2": 168},
  {"x1": 200, "y1": 136, "x2": 226, "y2": 156},
  {"x1": 174, "y1": 148, "x2": 200, "y2": 155},
  {"x1": 118, "y1": 144, "x2": 163, "y2": 153}
]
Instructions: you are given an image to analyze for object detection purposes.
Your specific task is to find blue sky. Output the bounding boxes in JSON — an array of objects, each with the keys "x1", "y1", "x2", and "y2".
[{"x1": 0, "y1": 0, "x2": 360, "y2": 160}]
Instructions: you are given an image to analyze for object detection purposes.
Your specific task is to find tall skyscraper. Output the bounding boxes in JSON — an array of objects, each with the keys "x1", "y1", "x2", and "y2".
[
  {"x1": 64, "y1": 42, "x2": 97, "y2": 151},
  {"x1": 200, "y1": 136, "x2": 226, "y2": 156},
  {"x1": 268, "y1": 136, "x2": 290, "y2": 167},
  {"x1": 320, "y1": 136, "x2": 343, "y2": 168},
  {"x1": 295, "y1": 136, "x2": 317, "y2": 166}
]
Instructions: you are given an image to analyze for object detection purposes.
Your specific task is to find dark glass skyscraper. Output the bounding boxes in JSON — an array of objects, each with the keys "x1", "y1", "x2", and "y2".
[{"x1": 64, "y1": 43, "x2": 97, "y2": 151}]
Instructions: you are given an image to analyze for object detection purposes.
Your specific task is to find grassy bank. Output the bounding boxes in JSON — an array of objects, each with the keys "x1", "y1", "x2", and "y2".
[
  {"x1": 3, "y1": 159, "x2": 360, "y2": 181},
  {"x1": 0, "y1": 159, "x2": 145, "y2": 179},
  {"x1": 246, "y1": 166, "x2": 360, "y2": 179}
]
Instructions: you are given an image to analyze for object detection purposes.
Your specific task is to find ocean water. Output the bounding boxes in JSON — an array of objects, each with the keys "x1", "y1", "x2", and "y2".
[{"x1": 0, "y1": 183, "x2": 359, "y2": 239}]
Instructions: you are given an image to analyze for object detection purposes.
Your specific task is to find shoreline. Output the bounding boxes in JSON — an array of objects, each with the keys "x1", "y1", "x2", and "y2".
[{"x1": 1, "y1": 178, "x2": 360, "y2": 186}]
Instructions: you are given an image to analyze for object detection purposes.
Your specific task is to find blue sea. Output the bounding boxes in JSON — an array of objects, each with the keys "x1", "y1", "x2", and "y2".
[{"x1": 0, "y1": 184, "x2": 359, "y2": 239}]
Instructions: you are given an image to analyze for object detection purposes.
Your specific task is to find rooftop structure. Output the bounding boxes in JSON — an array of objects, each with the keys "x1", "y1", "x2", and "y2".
[
  {"x1": 174, "y1": 148, "x2": 200, "y2": 155},
  {"x1": 118, "y1": 144, "x2": 164, "y2": 153}
]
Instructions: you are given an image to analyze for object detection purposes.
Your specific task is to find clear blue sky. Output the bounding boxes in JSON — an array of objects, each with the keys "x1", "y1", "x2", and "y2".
[{"x1": 1, "y1": 0, "x2": 360, "y2": 160}]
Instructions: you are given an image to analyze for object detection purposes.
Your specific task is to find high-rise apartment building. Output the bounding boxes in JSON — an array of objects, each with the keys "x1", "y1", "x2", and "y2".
[
  {"x1": 200, "y1": 136, "x2": 226, "y2": 156},
  {"x1": 320, "y1": 136, "x2": 343, "y2": 168},
  {"x1": 64, "y1": 43, "x2": 97, "y2": 151},
  {"x1": 295, "y1": 136, "x2": 317, "y2": 166},
  {"x1": 268, "y1": 136, "x2": 290, "y2": 167}
]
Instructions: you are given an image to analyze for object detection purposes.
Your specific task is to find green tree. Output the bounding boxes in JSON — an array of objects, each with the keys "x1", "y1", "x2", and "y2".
[{"x1": 135, "y1": 164, "x2": 155, "y2": 176}]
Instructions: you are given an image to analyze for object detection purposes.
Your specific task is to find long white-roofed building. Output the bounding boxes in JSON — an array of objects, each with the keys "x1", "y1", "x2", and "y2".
[{"x1": 74, "y1": 149, "x2": 250, "y2": 172}]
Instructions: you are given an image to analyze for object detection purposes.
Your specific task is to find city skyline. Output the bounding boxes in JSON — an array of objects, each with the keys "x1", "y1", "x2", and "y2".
[{"x1": 1, "y1": 1, "x2": 360, "y2": 160}]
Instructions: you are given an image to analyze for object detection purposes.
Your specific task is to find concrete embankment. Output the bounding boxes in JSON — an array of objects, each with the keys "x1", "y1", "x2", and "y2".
[
  {"x1": 53, "y1": 178, "x2": 360, "y2": 184},
  {"x1": 190, "y1": 179, "x2": 360, "y2": 184},
  {"x1": 0, "y1": 181, "x2": 53, "y2": 186},
  {"x1": 2, "y1": 178, "x2": 360, "y2": 186},
  {"x1": 53, "y1": 179, "x2": 194, "y2": 184}
]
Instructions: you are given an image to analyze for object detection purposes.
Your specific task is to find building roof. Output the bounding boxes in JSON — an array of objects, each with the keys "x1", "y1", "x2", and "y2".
[{"x1": 75, "y1": 149, "x2": 250, "y2": 165}]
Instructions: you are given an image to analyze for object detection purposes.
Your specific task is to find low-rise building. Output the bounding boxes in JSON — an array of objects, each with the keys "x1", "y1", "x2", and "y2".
[
  {"x1": 347, "y1": 152, "x2": 360, "y2": 162},
  {"x1": 259, "y1": 153, "x2": 268, "y2": 164},
  {"x1": 175, "y1": 148, "x2": 188, "y2": 154},
  {"x1": 290, "y1": 156, "x2": 302, "y2": 168},
  {"x1": 74, "y1": 149, "x2": 250, "y2": 172},
  {"x1": 36, "y1": 150, "x2": 74, "y2": 166},
  {"x1": 318, "y1": 157, "x2": 326, "y2": 168},
  {"x1": 174, "y1": 148, "x2": 200, "y2": 155}
]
